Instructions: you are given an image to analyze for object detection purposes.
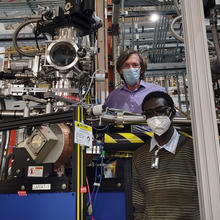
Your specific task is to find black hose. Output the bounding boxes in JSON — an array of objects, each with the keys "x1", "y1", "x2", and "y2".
[{"x1": 12, "y1": 19, "x2": 41, "y2": 57}]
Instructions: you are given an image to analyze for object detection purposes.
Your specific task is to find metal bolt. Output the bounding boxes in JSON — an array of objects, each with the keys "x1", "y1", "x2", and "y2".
[
  {"x1": 117, "y1": 182, "x2": 121, "y2": 188},
  {"x1": 61, "y1": 184, "x2": 67, "y2": 190}
]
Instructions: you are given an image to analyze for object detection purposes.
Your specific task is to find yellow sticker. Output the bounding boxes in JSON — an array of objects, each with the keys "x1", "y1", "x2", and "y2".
[
  {"x1": 105, "y1": 134, "x2": 117, "y2": 143},
  {"x1": 75, "y1": 121, "x2": 92, "y2": 132},
  {"x1": 118, "y1": 133, "x2": 144, "y2": 143}
]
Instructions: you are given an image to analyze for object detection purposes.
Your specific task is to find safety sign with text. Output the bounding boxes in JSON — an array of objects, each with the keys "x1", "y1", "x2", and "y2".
[{"x1": 74, "y1": 121, "x2": 92, "y2": 147}]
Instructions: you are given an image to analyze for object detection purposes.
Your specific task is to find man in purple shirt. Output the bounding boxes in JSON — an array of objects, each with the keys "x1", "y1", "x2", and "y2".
[{"x1": 104, "y1": 51, "x2": 166, "y2": 113}]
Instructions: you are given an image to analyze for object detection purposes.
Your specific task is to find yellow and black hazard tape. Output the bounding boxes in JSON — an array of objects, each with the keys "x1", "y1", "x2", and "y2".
[
  {"x1": 104, "y1": 132, "x2": 152, "y2": 151},
  {"x1": 104, "y1": 130, "x2": 193, "y2": 144},
  {"x1": 105, "y1": 132, "x2": 153, "y2": 144},
  {"x1": 103, "y1": 130, "x2": 193, "y2": 152}
]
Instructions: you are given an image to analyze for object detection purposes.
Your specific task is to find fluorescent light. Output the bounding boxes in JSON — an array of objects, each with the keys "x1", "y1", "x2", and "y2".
[{"x1": 150, "y1": 14, "x2": 159, "y2": 22}]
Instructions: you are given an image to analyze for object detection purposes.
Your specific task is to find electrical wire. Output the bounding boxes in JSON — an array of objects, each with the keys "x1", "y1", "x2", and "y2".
[
  {"x1": 92, "y1": 124, "x2": 109, "y2": 132},
  {"x1": 92, "y1": 143, "x2": 104, "y2": 213},
  {"x1": 83, "y1": 70, "x2": 102, "y2": 101},
  {"x1": 0, "y1": 99, "x2": 10, "y2": 180},
  {"x1": 78, "y1": 69, "x2": 107, "y2": 105},
  {"x1": 173, "y1": 0, "x2": 181, "y2": 16},
  {"x1": 86, "y1": 176, "x2": 93, "y2": 220},
  {"x1": 77, "y1": 70, "x2": 97, "y2": 105},
  {"x1": 210, "y1": 9, "x2": 220, "y2": 64},
  {"x1": 87, "y1": 142, "x2": 104, "y2": 219},
  {"x1": 4, "y1": 153, "x2": 15, "y2": 180},
  {"x1": 35, "y1": 20, "x2": 42, "y2": 51},
  {"x1": 92, "y1": 159, "x2": 103, "y2": 208},
  {"x1": 0, "y1": 99, "x2": 6, "y2": 168},
  {"x1": 89, "y1": 157, "x2": 99, "y2": 205},
  {"x1": 86, "y1": 176, "x2": 92, "y2": 207}
]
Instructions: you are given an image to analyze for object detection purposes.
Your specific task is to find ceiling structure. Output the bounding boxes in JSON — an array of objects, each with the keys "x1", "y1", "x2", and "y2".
[
  {"x1": 118, "y1": 0, "x2": 186, "y2": 73},
  {"x1": 116, "y1": 0, "x2": 219, "y2": 77},
  {"x1": 0, "y1": 0, "x2": 64, "y2": 18}
]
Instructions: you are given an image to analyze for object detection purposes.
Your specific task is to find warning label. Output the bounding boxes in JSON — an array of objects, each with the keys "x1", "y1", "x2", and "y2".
[
  {"x1": 28, "y1": 166, "x2": 43, "y2": 177},
  {"x1": 74, "y1": 121, "x2": 92, "y2": 147}
]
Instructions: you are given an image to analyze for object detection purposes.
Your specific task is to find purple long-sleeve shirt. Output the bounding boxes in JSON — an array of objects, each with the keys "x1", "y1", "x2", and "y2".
[{"x1": 104, "y1": 80, "x2": 166, "y2": 113}]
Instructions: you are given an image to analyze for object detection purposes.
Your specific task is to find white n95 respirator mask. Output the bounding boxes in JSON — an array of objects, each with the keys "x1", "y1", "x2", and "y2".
[{"x1": 147, "y1": 115, "x2": 171, "y2": 136}]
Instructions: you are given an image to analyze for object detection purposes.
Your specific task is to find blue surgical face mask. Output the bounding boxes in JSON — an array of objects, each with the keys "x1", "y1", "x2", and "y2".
[{"x1": 122, "y1": 68, "x2": 140, "y2": 86}]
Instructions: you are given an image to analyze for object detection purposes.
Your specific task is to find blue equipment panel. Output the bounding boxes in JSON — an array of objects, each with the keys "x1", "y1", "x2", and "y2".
[
  {"x1": 92, "y1": 192, "x2": 126, "y2": 220},
  {"x1": 0, "y1": 192, "x2": 126, "y2": 220},
  {"x1": 0, "y1": 192, "x2": 76, "y2": 220}
]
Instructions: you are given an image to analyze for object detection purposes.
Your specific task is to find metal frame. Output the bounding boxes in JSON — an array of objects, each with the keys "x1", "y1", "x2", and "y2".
[
  {"x1": 0, "y1": 110, "x2": 74, "y2": 131},
  {"x1": 95, "y1": 0, "x2": 109, "y2": 104},
  {"x1": 72, "y1": 106, "x2": 85, "y2": 220},
  {"x1": 181, "y1": 0, "x2": 220, "y2": 219},
  {"x1": 0, "y1": 107, "x2": 85, "y2": 220}
]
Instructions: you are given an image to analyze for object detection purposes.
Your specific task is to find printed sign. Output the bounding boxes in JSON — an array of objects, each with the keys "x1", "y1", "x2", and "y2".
[
  {"x1": 28, "y1": 166, "x2": 43, "y2": 177},
  {"x1": 74, "y1": 122, "x2": 92, "y2": 147},
  {"x1": 32, "y1": 184, "x2": 51, "y2": 190}
]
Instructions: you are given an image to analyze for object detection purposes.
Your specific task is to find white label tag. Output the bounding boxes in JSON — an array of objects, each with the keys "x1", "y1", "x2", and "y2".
[
  {"x1": 28, "y1": 166, "x2": 43, "y2": 177},
  {"x1": 74, "y1": 121, "x2": 93, "y2": 147},
  {"x1": 32, "y1": 184, "x2": 51, "y2": 190}
]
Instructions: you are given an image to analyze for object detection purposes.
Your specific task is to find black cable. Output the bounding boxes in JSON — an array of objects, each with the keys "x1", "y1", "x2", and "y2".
[
  {"x1": 35, "y1": 20, "x2": 41, "y2": 51},
  {"x1": 26, "y1": 0, "x2": 36, "y2": 15},
  {"x1": 0, "y1": 98, "x2": 6, "y2": 178},
  {"x1": 4, "y1": 153, "x2": 15, "y2": 180},
  {"x1": 34, "y1": 19, "x2": 49, "y2": 51},
  {"x1": 12, "y1": 19, "x2": 41, "y2": 57}
]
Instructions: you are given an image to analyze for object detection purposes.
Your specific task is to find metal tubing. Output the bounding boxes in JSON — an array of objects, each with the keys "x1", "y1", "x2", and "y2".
[
  {"x1": 176, "y1": 73, "x2": 182, "y2": 111},
  {"x1": 0, "y1": 110, "x2": 74, "y2": 131}
]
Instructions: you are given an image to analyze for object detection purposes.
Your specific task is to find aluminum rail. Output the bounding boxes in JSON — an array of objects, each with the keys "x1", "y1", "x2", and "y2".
[{"x1": 0, "y1": 110, "x2": 74, "y2": 131}]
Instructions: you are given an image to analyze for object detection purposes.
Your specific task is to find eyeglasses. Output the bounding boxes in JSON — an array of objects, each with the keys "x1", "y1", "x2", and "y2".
[
  {"x1": 143, "y1": 107, "x2": 172, "y2": 119},
  {"x1": 122, "y1": 63, "x2": 140, "y2": 69}
]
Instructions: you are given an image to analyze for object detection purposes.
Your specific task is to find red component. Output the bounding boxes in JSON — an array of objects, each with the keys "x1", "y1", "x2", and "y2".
[
  {"x1": 80, "y1": 186, "x2": 87, "y2": 194},
  {"x1": 8, "y1": 130, "x2": 16, "y2": 155},
  {"x1": 7, "y1": 130, "x2": 16, "y2": 166},
  {"x1": 107, "y1": 0, "x2": 115, "y2": 93},
  {"x1": 17, "y1": 191, "x2": 27, "y2": 196},
  {"x1": 62, "y1": 95, "x2": 80, "y2": 102}
]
